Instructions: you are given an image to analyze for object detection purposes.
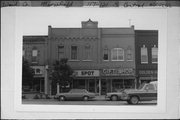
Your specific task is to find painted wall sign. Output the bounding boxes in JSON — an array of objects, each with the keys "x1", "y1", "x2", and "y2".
[
  {"x1": 139, "y1": 70, "x2": 157, "y2": 75},
  {"x1": 102, "y1": 68, "x2": 135, "y2": 76},
  {"x1": 74, "y1": 70, "x2": 100, "y2": 77}
]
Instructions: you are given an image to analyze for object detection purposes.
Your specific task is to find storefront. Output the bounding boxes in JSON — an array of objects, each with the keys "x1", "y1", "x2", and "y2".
[
  {"x1": 73, "y1": 70, "x2": 100, "y2": 94},
  {"x1": 31, "y1": 66, "x2": 45, "y2": 93},
  {"x1": 138, "y1": 70, "x2": 157, "y2": 84},
  {"x1": 101, "y1": 68, "x2": 136, "y2": 93}
]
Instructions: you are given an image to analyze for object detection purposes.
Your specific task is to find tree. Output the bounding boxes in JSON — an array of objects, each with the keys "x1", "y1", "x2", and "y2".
[
  {"x1": 51, "y1": 58, "x2": 73, "y2": 93},
  {"x1": 22, "y1": 57, "x2": 34, "y2": 89}
]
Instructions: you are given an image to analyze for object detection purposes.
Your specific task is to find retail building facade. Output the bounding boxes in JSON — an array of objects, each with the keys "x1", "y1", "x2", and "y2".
[{"x1": 23, "y1": 20, "x2": 157, "y2": 95}]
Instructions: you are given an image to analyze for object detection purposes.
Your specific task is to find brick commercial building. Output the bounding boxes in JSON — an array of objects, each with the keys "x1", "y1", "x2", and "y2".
[
  {"x1": 23, "y1": 19, "x2": 157, "y2": 95},
  {"x1": 135, "y1": 30, "x2": 158, "y2": 88}
]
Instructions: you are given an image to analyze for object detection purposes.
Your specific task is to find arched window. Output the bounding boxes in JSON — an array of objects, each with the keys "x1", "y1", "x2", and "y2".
[
  {"x1": 141, "y1": 45, "x2": 148, "y2": 64},
  {"x1": 111, "y1": 48, "x2": 124, "y2": 61},
  {"x1": 152, "y1": 45, "x2": 158, "y2": 63}
]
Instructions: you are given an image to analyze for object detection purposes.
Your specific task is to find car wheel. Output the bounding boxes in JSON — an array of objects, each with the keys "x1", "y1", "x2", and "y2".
[
  {"x1": 130, "y1": 96, "x2": 139, "y2": 104},
  {"x1": 127, "y1": 100, "x2": 132, "y2": 104},
  {"x1": 111, "y1": 95, "x2": 118, "y2": 101},
  {"x1": 83, "y1": 96, "x2": 89, "y2": 101},
  {"x1": 59, "y1": 96, "x2": 65, "y2": 101}
]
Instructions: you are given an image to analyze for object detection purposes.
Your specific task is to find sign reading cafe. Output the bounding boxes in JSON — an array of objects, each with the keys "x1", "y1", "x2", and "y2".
[{"x1": 102, "y1": 68, "x2": 135, "y2": 76}]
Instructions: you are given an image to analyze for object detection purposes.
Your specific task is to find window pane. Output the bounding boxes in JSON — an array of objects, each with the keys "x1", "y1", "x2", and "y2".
[
  {"x1": 58, "y1": 46, "x2": 64, "y2": 60},
  {"x1": 103, "y1": 48, "x2": 108, "y2": 60},
  {"x1": 71, "y1": 46, "x2": 77, "y2": 60},
  {"x1": 127, "y1": 49, "x2": 132, "y2": 60},
  {"x1": 141, "y1": 46, "x2": 148, "y2": 63},
  {"x1": 32, "y1": 50, "x2": 37, "y2": 56},
  {"x1": 117, "y1": 49, "x2": 124, "y2": 60},
  {"x1": 152, "y1": 47, "x2": 158, "y2": 63},
  {"x1": 85, "y1": 45, "x2": 91, "y2": 60},
  {"x1": 112, "y1": 49, "x2": 118, "y2": 60}
]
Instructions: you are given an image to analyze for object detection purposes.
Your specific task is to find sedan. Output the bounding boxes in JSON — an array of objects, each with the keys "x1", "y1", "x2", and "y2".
[{"x1": 57, "y1": 89, "x2": 96, "y2": 101}]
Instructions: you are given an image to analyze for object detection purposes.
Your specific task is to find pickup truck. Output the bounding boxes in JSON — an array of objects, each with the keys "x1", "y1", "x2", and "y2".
[{"x1": 105, "y1": 81, "x2": 157, "y2": 104}]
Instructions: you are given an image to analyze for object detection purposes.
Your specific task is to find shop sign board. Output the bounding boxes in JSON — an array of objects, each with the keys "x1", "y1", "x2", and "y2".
[
  {"x1": 102, "y1": 68, "x2": 135, "y2": 76},
  {"x1": 74, "y1": 70, "x2": 100, "y2": 77},
  {"x1": 31, "y1": 66, "x2": 45, "y2": 77},
  {"x1": 139, "y1": 70, "x2": 157, "y2": 75}
]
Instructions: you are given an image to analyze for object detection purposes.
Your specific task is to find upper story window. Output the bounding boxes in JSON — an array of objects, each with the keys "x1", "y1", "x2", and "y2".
[
  {"x1": 111, "y1": 48, "x2": 124, "y2": 61},
  {"x1": 103, "y1": 47, "x2": 109, "y2": 61},
  {"x1": 84, "y1": 44, "x2": 91, "y2": 60},
  {"x1": 141, "y1": 45, "x2": 148, "y2": 64},
  {"x1": 32, "y1": 47, "x2": 38, "y2": 63},
  {"x1": 152, "y1": 45, "x2": 158, "y2": 63},
  {"x1": 71, "y1": 45, "x2": 78, "y2": 60},
  {"x1": 126, "y1": 47, "x2": 133, "y2": 61},
  {"x1": 58, "y1": 45, "x2": 64, "y2": 61}
]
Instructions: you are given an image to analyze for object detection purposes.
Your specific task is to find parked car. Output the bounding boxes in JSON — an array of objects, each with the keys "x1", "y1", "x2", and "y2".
[
  {"x1": 105, "y1": 81, "x2": 157, "y2": 104},
  {"x1": 57, "y1": 89, "x2": 96, "y2": 101}
]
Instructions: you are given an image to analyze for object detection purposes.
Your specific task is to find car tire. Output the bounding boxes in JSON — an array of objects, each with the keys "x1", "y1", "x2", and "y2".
[
  {"x1": 111, "y1": 95, "x2": 118, "y2": 101},
  {"x1": 129, "y1": 96, "x2": 139, "y2": 104},
  {"x1": 83, "y1": 96, "x2": 89, "y2": 101},
  {"x1": 127, "y1": 100, "x2": 132, "y2": 104},
  {"x1": 59, "y1": 96, "x2": 65, "y2": 101}
]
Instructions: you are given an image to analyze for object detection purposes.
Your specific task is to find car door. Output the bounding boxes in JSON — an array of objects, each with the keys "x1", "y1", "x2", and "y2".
[{"x1": 144, "y1": 83, "x2": 157, "y2": 100}]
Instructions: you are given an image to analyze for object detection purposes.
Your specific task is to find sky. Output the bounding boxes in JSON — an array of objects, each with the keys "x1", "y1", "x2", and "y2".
[{"x1": 15, "y1": 7, "x2": 167, "y2": 35}]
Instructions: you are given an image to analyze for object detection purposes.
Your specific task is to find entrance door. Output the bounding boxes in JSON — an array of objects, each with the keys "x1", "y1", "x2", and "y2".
[{"x1": 101, "y1": 80, "x2": 107, "y2": 95}]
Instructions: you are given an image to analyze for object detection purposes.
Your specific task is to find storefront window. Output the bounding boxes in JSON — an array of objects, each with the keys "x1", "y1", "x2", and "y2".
[
  {"x1": 71, "y1": 46, "x2": 78, "y2": 60},
  {"x1": 141, "y1": 45, "x2": 148, "y2": 64},
  {"x1": 58, "y1": 45, "x2": 64, "y2": 60},
  {"x1": 152, "y1": 45, "x2": 158, "y2": 63},
  {"x1": 111, "y1": 48, "x2": 124, "y2": 61}
]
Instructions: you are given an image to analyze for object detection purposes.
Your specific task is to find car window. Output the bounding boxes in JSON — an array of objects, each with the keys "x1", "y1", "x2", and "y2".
[{"x1": 146, "y1": 84, "x2": 155, "y2": 90}]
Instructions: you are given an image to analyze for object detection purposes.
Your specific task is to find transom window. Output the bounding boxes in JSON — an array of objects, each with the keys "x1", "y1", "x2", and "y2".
[
  {"x1": 111, "y1": 48, "x2": 124, "y2": 61},
  {"x1": 141, "y1": 45, "x2": 148, "y2": 64},
  {"x1": 71, "y1": 46, "x2": 78, "y2": 60},
  {"x1": 152, "y1": 45, "x2": 158, "y2": 63}
]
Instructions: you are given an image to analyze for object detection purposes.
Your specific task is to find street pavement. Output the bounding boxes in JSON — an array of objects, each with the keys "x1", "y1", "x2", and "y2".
[{"x1": 22, "y1": 95, "x2": 157, "y2": 105}]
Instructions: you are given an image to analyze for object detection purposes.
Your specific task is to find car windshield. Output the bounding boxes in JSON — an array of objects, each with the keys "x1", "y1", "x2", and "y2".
[{"x1": 138, "y1": 83, "x2": 146, "y2": 90}]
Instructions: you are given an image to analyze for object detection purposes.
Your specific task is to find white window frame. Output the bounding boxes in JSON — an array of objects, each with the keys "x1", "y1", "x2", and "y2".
[
  {"x1": 111, "y1": 48, "x2": 124, "y2": 61},
  {"x1": 141, "y1": 45, "x2": 148, "y2": 64},
  {"x1": 152, "y1": 45, "x2": 158, "y2": 64}
]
